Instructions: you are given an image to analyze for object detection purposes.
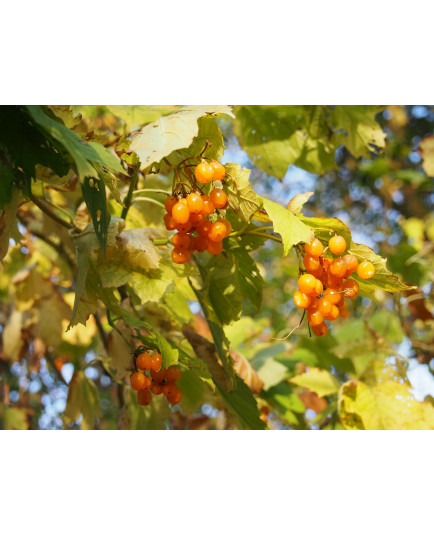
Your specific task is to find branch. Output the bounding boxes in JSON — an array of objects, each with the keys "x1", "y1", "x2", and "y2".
[{"x1": 31, "y1": 194, "x2": 74, "y2": 230}]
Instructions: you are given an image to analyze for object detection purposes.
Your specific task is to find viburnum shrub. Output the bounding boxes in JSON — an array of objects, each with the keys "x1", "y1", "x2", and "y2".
[
  {"x1": 163, "y1": 148, "x2": 232, "y2": 264},
  {"x1": 293, "y1": 235, "x2": 375, "y2": 336},
  {"x1": 131, "y1": 346, "x2": 182, "y2": 406}
]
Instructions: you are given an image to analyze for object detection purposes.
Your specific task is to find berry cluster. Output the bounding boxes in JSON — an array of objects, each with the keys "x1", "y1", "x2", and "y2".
[
  {"x1": 294, "y1": 235, "x2": 375, "y2": 336},
  {"x1": 164, "y1": 160, "x2": 232, "y2": 264},
  {"x1": 130, "y1": 346, "x2": 182, "y2": 406}
]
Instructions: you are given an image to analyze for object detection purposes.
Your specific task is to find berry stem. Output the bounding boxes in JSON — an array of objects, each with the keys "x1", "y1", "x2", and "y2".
[{"x1": 132, "y1": 196, "x2": 166, "y2": 209}]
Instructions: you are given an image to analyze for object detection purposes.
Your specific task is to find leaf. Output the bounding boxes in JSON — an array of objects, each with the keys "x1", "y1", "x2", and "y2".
[
  {"x1": 349, "y1": 241, "x2": 416, "y2": 292},
  {"x1": 107, "y1": 329, "x2": 134, "y2": 381},
  {"x1": 287, "y1": 192, "x2": 314, "y2": 214},
  {"x1": 96, "y1": 166, "x2": 124, "y2": 206},
  {"x1": 228, "y1": 240, "x2": 263, "y2": 312},
  {"x1": 298, "y1": 215, "x2": 352, "y2": 245},
  {"x1": 2, "y1": 407, "x2": 29, "y2": 430},
  {"x1": 0, "y1": 159, "x2": 15, "y2": 209},
  {"x1": 263, "y1": 382, "x2": 305, "y2": 426},
  {"x1": 117, "y1": 228, "x2": 162, "y2": 271},
  {"x1": 36, "y1": 293, "x2": 72, "y2": 348},
  {"x1": 129, "y1": 105, "x2": 234, "y2": 170},
  {"x1": 81, "y1": 176, "x2": 111, "y2": 254},
  {"x1": 290, "y1": 368, "x2": 341, "y2": 397},
  {"x1": 262, "y1": 197, "x2": 313, "y2": 255},
  {"x1": 419, "y1": 134, "x2": 434, "y2": 177},
  {"x1": 106, "y1": 105, "x2": 179, "y2": 130},
  {"x1": 330, "y1": 105, "x2": 386, "y2": 158},
  {"x1": 2, "y1": 309, "x2": 25, "y2": 361},
  {"x1": 26, "y1": 106, "x2": 124, "y2": 178},
  {"x1": 217, "y1": 375, "x2": 266, "y2": 430},
  {"x1": 64, "y1": 371, "x2": 102, "y2": 429},
  {"x1": 0, "y1": 188, "x2": 19, "y2": 260},
  {"x1": 231, "y1": 349, "x2": 264, "y2": 394},
  {"x1": 224, "y1": 163, "x2": 261, "y2": 222}
]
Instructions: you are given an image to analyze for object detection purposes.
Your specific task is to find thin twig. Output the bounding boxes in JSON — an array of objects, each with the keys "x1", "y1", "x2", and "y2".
[
  {"x1": 31, "y1": 194, "x2": 74, "y2": 230},
  {"x1": 272, "y1": 310, "x2": 306, "y2": 341},
  {"x1": 121, "y1": 167, "x2": 139, "y2": 221}
]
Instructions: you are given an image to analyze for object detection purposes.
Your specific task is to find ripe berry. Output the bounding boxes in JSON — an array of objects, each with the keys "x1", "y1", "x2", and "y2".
[
  {"x1": 208, "y1": 221, "x2": 227, "y2": 242},
  {"x1": 342, "y1": 279, "x2": 359, "y2": 299},
  {"x1": 136, "y1": 352, "x2": 153, "y2": 371},
  {"x1": 312, "y1": 322, "x2": 328, "y2": 337},
  {"x1": 130, "y1": 372, "x2": 148, "y2": 391},
  {"x1": 330, "y1": 258, "x2": 347, "y2": 278},
  {"x1": 165, "y1": 365, "x2": 182, "y2": 383},
  {"x1": 167, "y1": 389, "x2": 182, "y2": 405},
  {"x1": 304, "y1": 255, "x2": 320, "y2": 272},
  {"x1": 308, "y1": 309, "x2": 324, "y2": 326},
  {"x1": 200, "y1": 195, "x2": 215, "y2": 215},
  {"x1": 189, "y1": 213, "x2": 203, "y2": 226},
  {"x1": 293, "y1": 290, "x2": 311, "y2": 309},
  {"x1": 305, "y1": 238, "x2": 324, "y2": 257},
  {"x1": 186, "y1": 192, "x2": 204, "y2": 214},
  {"x1": 318, "y1": 298, "x2": 332, "y2": 316},
  {"x1": 172, "y1": 233, "x2": 190, "y2": 249},
  {"x1": 163, "y1": 213, "x2": 177, "y2": 231},
  {"x1": 197, "y1": 219, "x2": 212, "y2": 237},
  {"x1": 151, "y1": 368, "x2": 166, "y2": 383},
  {"x1": 314, "y1": 279, "x2": 323, "y2": 297},
  {"x1": 195, "y1": 236, "x2": 208, "y2": 252},
  {"x1": 175, "y1": 221, "x2": 192, "y2": 233},
  {"x1": 329, "y1": 235, "x2": 347, "y2": 255},
  {"x1": 150, "y1": 353, "x2": 162, "y2": 372},
  {"x1": 343, "y1": 254, "x2": 358, "y2": 276},
  {"x1": 323, "y1": 287, "x2": 342, "y2": 306},
  {"x1": 195, "y1": 162, "x2": 214, "y2": 183},
  {"x1": 309, "y1": 295, "x2": 320, "y2": 310},
  {"x1": 340, "y1": 306, "x2": 350, "y2": 319},
  {"x1": 207, "y1": 240, "x2": 223, "y2": 255},
  {"x1": 172, "y1": 202, "x2": 190, "y2": 224},
  {"x1": 210, "y1": 188, "x2": 228, "y2": 209},
  {"x1": 220, "y1": 219, "x2": 232, "y2": 237},
  {"x1": 188, "y1": 235, "x2": 197, "y2": 251},
  {"x1": 357, "y1": 261, "x2": 375, "y2": 280},
  {"x1": 298, "y1": 274, "x2": 317, "y2": 295},
  {"x1": 209, "y1": 160, "x2": 226, "y2": 181},
  {"x1": 151, "y1": 382, "x2": 163, "y2": 395},
  {"x1": 137, "y1": 389, "x2": 152, "y2": 406},
  {"x1": 165, "y1": 195, "x2": 177, "y2": 213},
  {"x1": 324, "y1": 304, "x2": 339, "y2": 321},
  {"x1": 326, "y1": 274, "x2": 343, "y2": 289},
  {"x1": 172, "y1": 248, "x2": 190, "y2": 264}
]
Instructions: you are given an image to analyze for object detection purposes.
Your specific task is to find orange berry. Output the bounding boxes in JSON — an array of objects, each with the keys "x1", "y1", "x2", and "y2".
[
  {"x1": 175, "y1": 221, "x2": 192, "y2": 233},
  {"x1": 308, "y1": 309, "x2": 324, "y2": 326},
  {"x1": 298, "y1": 274, "x2": 317, "y2": 295},
  {"x1": 172, "y1": 233, "x2": 190, "y2": 249},
  {"x1": 136, "y1": 352, "x2": 153, "y2": 371},
  {"x1": 188, "y1": 235, "x2": 197, "y2": 251},
  {"x1": 312, "y1": 322, "x2": 328, "y2": 337},
  {"x1": 208, "y1": 221, "x2": 227, "y2": 242},
  {"x1": 207, "y1": 240, "x2": 223, "y2": 255},
  {"x1": 324, "y1": 304, "x2": 339, "y2": 321},
  {"x1": 330, "y1": 258, "x2": 347, "y2": 278},
  {"x1": 197, "y1": 219, "x2": 212, "y2": 237},
  {"x1": 195, "y1": 236, "x2": 209, "y2": 252},
  {"x1": 329, "y1": 235, "x2": 347, "y2": 255},
  {"x1": 167, "y1": 390, "x2": 182, "y2": 405},
  {"x1": 195, "y1": 162, "x2": 214, "y2": 183},
  {"x1": 150, "y1": 353, "x2": 162, "y2": 372},
  {"x1": 326, "y1": 273, "x2": 343, "y2": 289},
  {"x1": 304, "y1": 254, "x2": 320, "y2": 272},
  {"x1": 164, "y1": 195, "x2": 177, "y2": 213},
  {"x1": 314, "y1": 279, "x2": 323, "y2": 297},
  {"x1": 200, "y1": 195, "x2": 215, "y2": 215},
  {"x1": 340, "y1": 307, "x2": 350, "y2": 319},
  {"x1": 309, "y1": 295, "x2": 320, "y2": 310},
  {"x1": 189, "y1": 213, "x2": 203, "y2": 226},
  {"x1": 209, "y1": 188, "x2": 228, "y2": 209},
  {"x1": 163, "y1": 213, "x2": 177, "y2": 231},
  {"x1": 293, "y1": 290, "x2": 311, "y2": 309},
  {"x1": 342, "y1": 279, "x2": 359, "y2": 299},
  {"x1": 305, "y1": 238, "x2": 324, "y2": 257},
  {"x1": 209, "y1": 160, "x2": 225, "y2": 181},
  {"x1": 318, "y1": 298, "x2": 332, "y2": 316},
  {"x1": 357, "y1": 261, "x2": 375, "y2": 280},
  {"x1": 220, "y1": 219, "x2": 232, "y2": 237},
  {"x1": 172, "y1": 248, "x2": 190, "y2": 264},
  {"x1": 323, "y1": 287, "x2": 342, "y2": 306},
  {"x1": 172, "y1": 202, "x2": 190, "y2": 224},
  {"x1": 165, "y1": 365, "x2": 182, "y2": 383},
  {"x1": 151, "y1": 382, "x2": 163, "y2": 395},
  {"x1": 130, "y1": 372, "x2": 147, "y2": 391},
  {"x1": 137, "y1": 389, "x2": 152, "y2": 406},
  {"x1": 186, "y1": 192, "x2": 204, "y2": 214},
  {"x1": 343, "y1": 254, "x2": 358, "y2": 276},
  {"x1": 151, "y1": 368, "x2": 166, "y2": 383}
]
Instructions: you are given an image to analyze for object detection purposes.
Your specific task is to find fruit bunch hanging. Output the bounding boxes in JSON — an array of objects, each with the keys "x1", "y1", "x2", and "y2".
[
  {"x1": 164, "y1": 157, "x2": 232, "y2": 264},
  {"x1": 293, "y1": 235, "x2": 375, "y2": 336},
  {"x1": 130, "y1": 346, "x2": 182, "y2": 406}
]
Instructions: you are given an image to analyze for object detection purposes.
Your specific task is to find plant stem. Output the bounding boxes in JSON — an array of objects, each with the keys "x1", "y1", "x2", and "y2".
[
  {"x1": 121, "y1": 167, "x2": 139, "y2": 220},
  {"x1": 133, "y1": 188, "x2": 171, "y2": 196},
  {"x1": 132, "y1": 197, "x2": 165, "y2": 209},
  {"x1": 31, "y1": 194, "x2": 74, "y2": 230}
]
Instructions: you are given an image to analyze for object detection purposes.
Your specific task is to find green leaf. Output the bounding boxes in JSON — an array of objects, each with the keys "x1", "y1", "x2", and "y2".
[
  {"x1": 1, "y1": 407, "x2": 29, "y2": 430},
  {"x1": 224, "y1": 163, "x2": 261, "y2": 222},
  {"x1": 106, "y1": 105, "x2": 179, "y2": 130},
  {"x1": 81, "y1": 176, "x2": 112, "y2": 254},
  {"x1": 64, "y1": 371, "x2": 102, "y2": 429},
  {"x1": 262, "y1": 197, "x2": 313, "y2": 255},
  {"x1": 349, "y1": 241, "x2": 416, "y2": 292},
  {"x1": 419, "y1": 134, "x2": 434, "y2": 177},
  {"x1": 129, "y1": 105, "x2": 234, "y2": 170},
  {"x1": 228, "y1": 241, "x2": 263, "y2": 312},
  {"x1": 287, "y1": 192, "x2": 314, "y2": 214},
  {"x1": 290, "y1": 367, "x2": 341, "y2": 397},
  {"x1": 330, "y1": 105, "x2": 386, "y2": 159},
  {"x1": 217, "y1": 375, "x2": 266, "y2": 430},
  {"x1": 298, "y1": 215, "x2": 352, "y2": 245},
  {"x1": 25, "y1": 105, "x2": 124, "y2": 178},
  {"x1": 263, "y1": 382, "x2": 305, "y2": 425},
  {"x1": 117, "y1": 228, "x2": 162, "y2": 271}
]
